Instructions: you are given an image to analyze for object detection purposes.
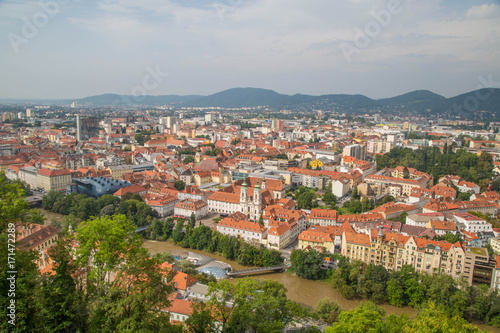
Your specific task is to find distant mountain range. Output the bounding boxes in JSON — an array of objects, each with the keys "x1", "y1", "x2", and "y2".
[{"x1": 3, "y1": 87, "x2": 500, "y2": 119}]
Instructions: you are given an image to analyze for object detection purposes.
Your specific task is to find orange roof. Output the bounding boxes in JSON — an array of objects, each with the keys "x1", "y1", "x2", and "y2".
[
  {"x1": 429, "y1": 220, "x2": 457, "y2": 231},
  {"x1": 218, "y1": 217, "x2": 266, "y2": 233},
  {"x1": 114, "y1": 184, "x2": 146, "y2": 196},
  {"x1": 344, "y1": 231, "x2": 371, "y2": 246},
  {"x1": 208, "y1": 191, "x2": 240, "y2": 204},
  {"x1": 171, "y1": 272, "x2": 198, "y2": 291},
  {"x1": 37, "y1": 168, "x2": 72, "y2": 177},
  {"x1": 309, "y1": 208, "x2": 337, "y2": 221}
]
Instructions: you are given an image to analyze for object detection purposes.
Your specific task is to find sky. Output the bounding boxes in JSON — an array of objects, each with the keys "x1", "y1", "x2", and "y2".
[{"x1": 0, "y1": 0, "x2": 499, "y2": 100}]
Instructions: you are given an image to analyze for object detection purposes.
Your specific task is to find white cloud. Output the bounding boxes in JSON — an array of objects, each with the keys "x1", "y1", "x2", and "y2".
[{"x1": 466, "y1": 3, "x2": 500, "y2": 19}]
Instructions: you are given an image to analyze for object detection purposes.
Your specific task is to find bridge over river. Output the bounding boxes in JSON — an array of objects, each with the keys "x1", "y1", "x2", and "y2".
[{"x1": 226, "y1": 264, "x2": 288, "y2": 277}]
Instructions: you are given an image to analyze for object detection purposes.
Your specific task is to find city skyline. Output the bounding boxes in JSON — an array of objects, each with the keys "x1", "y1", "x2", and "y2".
[{"x1": 0, "y1": 0, "x2": 499, "y2": 99}]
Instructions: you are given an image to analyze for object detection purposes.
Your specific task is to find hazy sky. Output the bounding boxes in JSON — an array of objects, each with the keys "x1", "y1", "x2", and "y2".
[{"x1": 1, "y1": 0, "x2": 499, "y2": 99}]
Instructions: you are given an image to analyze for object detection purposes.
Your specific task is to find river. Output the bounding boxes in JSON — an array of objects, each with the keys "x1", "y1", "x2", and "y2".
[
  {"x1": 143, "y1": 240, "x2": 411, "y2": 314},
  {"x1": 36, "y1": 208, "x2": 499, "y2": 332},
  {"x1": 143, "y1": 240, "x2": 500, "y2": 332},
  {"x1": 38, "y1": 208, "x2": 66, "y2": 225}
]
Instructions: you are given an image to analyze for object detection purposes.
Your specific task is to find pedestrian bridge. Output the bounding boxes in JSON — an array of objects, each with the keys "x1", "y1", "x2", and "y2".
[{"x1": 226, "y1": 264, "x2": 288, "y2": 277}]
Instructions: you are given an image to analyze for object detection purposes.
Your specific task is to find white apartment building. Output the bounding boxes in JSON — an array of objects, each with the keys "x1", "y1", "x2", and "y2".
[
  {"x1": 174, "y1": 199, "x2": 209, "y2": 219},
  {"x1": 332, "y1": 178, "x2": 350, "y2": 198},
  {"x1": 19, "y1": 167, "x2": 39, "y2": 189},
  {"x1": 367, "y1": 140, "x2": 393, "y2": 154},
  {"x1": 216, "y1": 217, "x2": 267, "y2": 244},
  {"x1": 145, "y1": 196, "x2": 179, "y2": 217},
  {"x1": 453, "y1": 212, "x2": 493, "y2": 233}
]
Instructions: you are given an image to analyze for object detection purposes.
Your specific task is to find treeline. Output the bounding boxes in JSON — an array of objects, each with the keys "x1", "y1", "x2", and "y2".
[
  {"x1": 331, "y1": 258, "x2": 500, "y2": 326},
  {"x1": 322, "y1": 301, "x2": 483, "y2": 332},
  {"x1": 42, "y1": 191, "x2": 157, "y2": 228},
  {"x1": 375, "y1": 146, "x2": 493, "y2": 186},
  {"x1": 145, "y1": 218, "x2": 284, "y2": 267}
]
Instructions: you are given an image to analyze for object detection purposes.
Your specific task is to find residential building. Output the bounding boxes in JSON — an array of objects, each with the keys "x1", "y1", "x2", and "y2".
[
  {"x1": 37, "y1": 168, "x2": 73, "y2": 191},
  {"x1": 463, "y1": 247, "x2": 494, "y2": 286},
  {"x1": 174, "y1": 199, "x2": 209, "y2": 219},
  {"x1": 332, "y1": 178, "x2": 350, "y2": 198},
  {"x1": 307, "y1": 208, "x2": 338, "y2": 226},
  {"x1": 452, "y1": 212, "x2": 493, "y2": 233},
  {"x1": 343, "y1": 144, "x2": 366, "y2": 160},
  {"x1": 216, "y1": 216, "x2": 267, "y2": 244},
  {"x1": 145, "y1": 196, "x2": 180, "y2": 217},
  {"x1": 107, "y1": 165, "x2": 134, "y2": 179},
  {"x1": 19, "y1": 166, "x2": 39, "y2": 189}
]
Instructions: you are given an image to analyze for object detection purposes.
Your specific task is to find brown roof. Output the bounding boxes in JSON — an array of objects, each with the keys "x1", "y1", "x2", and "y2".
[
  {"x1": 218, "y1": 218, "x2": 266, "y2": 233},
  {"x1": 174, "y1": 199, "x2": 208, "y2": 211},
  {"x1": 37, "y1": 168, "x2": 72, "y2": 177},
  {"x1": 18, "y1": 224, "x2": 59, "y2": 250}
]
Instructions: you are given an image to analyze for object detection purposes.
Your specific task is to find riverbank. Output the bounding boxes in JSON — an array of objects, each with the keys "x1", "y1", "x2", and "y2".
[
  {"x1": 35, "y1": 208, "x2": 500, "y2": 332},
  {"x1": 145, "y1": 239, "x2": 500, "y2": 332},
  {"x1": 143, "y1": 239, "x2": 413, "y2": 315}
]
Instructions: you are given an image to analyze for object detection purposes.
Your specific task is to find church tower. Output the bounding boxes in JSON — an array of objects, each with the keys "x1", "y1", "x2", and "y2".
[
  {"x1": 253, "y1": 179, "x2": 262, "y2": 220},
  {"x1": 261, "y1": 178, "x2": 266, "y2": 190},
  {"x1": 240, "y1": 178, "x2": 250, "y2": 216},
  {"x1": 195, "y1": 148, "x2": 202, "y2": 163}
]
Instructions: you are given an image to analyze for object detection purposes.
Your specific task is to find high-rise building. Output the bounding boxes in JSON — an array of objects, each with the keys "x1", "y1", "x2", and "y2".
[
  {"x1": 76, "y1": 115, "x2": 99, "y2": 141},
  {"x1": 343, "y1": 144, "x2": 367, "y2": 160},
  {"x1": 205, "y1": 113, "x2": 214, "y2": 125},
  {"x1": 166, "y1": 116, "x2": 175, "y2": 128},
  {"x1": 76, "y1": 115, "x2": 82, "y2": 141},
  {"x1": 271, "y1": 119, "x2": 284, "y2": 132},
  {"x1": 276, "y1": 120, "x2": 284, "y2": 132}
]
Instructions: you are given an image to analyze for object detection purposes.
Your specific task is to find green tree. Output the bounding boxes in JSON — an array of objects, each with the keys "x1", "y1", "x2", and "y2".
[
  {"x1": 76, "y1": 215, "x2": 176, "y2": 332},
  {"x1": 183, "y1": 156, "x2": 195, "y2": 164},
  {"x1": 121, "y1": 192, "x2": 143, "y2": 202},
  {"x1": 99, "y1": 204, "x2": 116, "y2": 217},
  {"x1": 189, "y1": 212, "x2": 196, "y2": 228},
  {"x1": 399, "y1": 212, "x2": 408, "y2": 224},
  {"x1": 404, "y1": 302, "x2": 482, "y2": 333},
  {"x1": 1, "y1": 173, "x2": 44, "y2": 231},
  {"x1": 457, "y1": 191, "x2": 472, "y2": 201},
  {"x1": 290, "y1": 249, "x2": 325, "y2": 280},
  {"x1": 297, "y1": 191, "x2": 317, "y2": 210},
  {"x1": 314, "y1": 298, "x2": 343, "y2": 324},
  {"x1": 174, "y1": 180, "x2": 186, "y2": 191},
  {"x1": 172, "y1": 219, "x2": 185, "y2": 244},
  {"x1": 134, "y1": 133, "x2": 146, "y2": 145},
  {"x1": 351, "y1": 187, "x2": 359, "y2": 200},
  {"x1": 178, "y1": 259, "x2": 197, "y2": 276},
  {"x1": 209, "y1": 278, "x2": 309, "y2": 333},
  {"x1": 403, "y1": 167, "x2": 410, "y2": 179},
  {"x1": 37, "y1": 234, "x2": 88, "y2": 332},
  {"x1": 0, "y1": 234, "x2": 41, "y2": 332},
  {"x1": 185, "y1": 301, "x2": 218, "y2": 333},
  {"x1": 326, "y1": 302, "x2": 387, "y2": 333},
  {"x1": 0, "y1": 174, "x2": 45, "y2": 331},
  {"x1": 361, "y1": 197, "x2": 372, "y2": 212}
]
